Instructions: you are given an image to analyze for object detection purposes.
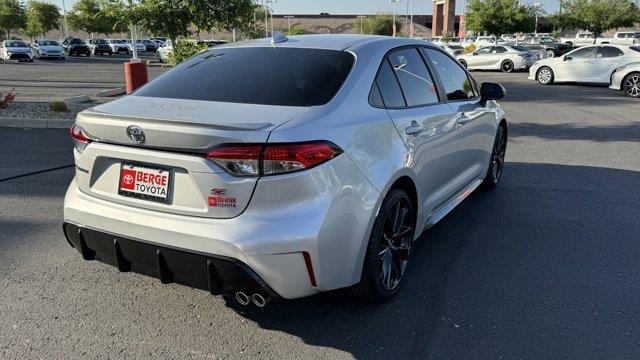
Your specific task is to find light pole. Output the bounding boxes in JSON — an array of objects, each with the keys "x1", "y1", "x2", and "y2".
[
  {"x1": 409, "y1": 0, "x2": 414, "y2": 38},
  {"x1": 532, "y1": 2, "x2": 542, "y2": 35},
  {"x1": 61, "y1": 0, "x2": 69, "y2": 38},
  {"x1": 284, "y1": 15, "x2": 294, "y2": 31},
  {"x1": 391, "y1": 0, "x2": 401, "y2": 37},
  {"x1": 266, "y1": 0, "x2": 276, "y2": 37},
  {"x1": 357, "y1": 15, "x2": 367, "y2": 34}
]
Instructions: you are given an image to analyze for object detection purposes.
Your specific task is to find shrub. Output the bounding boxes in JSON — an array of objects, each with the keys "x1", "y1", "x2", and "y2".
[
  {"x1": 358, "y1": 14, "x2": 403, "y2": 36},
  {"x1": 49, "y1": 101, "x2": 69, "y2": 112},
  {"x1": 285, "y1": 25, "x2": 305, "y2": 36},
  {"x1": 0, "y1": 90, "x2": 16, "y2": 109},
  {"x1": 464, "y1": 43, "x2": 477, "y2": 54},
  {"x1": 168, "y1": 39, "x2": 209, "y2": 66}
]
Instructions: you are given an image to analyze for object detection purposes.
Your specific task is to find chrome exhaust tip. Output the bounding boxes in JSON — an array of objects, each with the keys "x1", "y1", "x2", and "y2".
[
  {"x1": 251, "y1": 293, "x2": 268, "y2": 308},
  {"x1": 235, "y1": 291, "x2": 250, "y2": 306}
]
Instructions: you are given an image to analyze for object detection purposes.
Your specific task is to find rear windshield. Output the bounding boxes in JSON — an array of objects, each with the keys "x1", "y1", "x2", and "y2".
[{"x1": 134, "y1": 47, "x2": 355, "y2": 106}]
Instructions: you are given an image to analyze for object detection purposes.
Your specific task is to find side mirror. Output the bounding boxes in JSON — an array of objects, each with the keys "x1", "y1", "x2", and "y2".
[
  {"x1": 472, "y1": 52, "x2": 477, "y2": 55},
  {"x1": 564, "y1": 55, "x2": 572, "y2": 61},
  {"x1": 480, "y1": 82, "x2": 506, "y2": 102}
]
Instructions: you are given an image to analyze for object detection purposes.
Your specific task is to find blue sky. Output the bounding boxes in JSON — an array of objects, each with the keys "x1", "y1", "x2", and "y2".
[{"x1": 55, "y1": 0, "x2": 559, "y2": 16}]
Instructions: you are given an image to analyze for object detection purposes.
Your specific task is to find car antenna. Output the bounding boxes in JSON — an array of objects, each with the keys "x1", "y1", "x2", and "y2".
[{"x1": 271, "y1": 32, "x2": 288, "y2": 48}]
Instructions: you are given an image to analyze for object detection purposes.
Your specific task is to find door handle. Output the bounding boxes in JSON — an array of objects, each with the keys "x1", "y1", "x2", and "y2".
[
  {"x1": 405, "y1": 120, "x2": 424, "y2": 135},
  {"x1": 457, "y1": 113, "x2": 471, "y2": 125}
]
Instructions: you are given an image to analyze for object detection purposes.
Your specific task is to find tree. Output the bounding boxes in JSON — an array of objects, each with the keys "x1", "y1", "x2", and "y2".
[
  {"x1": 187, "y1": 0, "x2": 257, "y2": 36},
  {"x1": 0, "y1": 0, "x2": 26, "y2": 38},
  {"x1": 558, "y1": 0, "x2": 639, "y2": 42},
  {"x1": 136, "y1": 0, "x2": 191, "y2": 44},
  {"x1": 465, "y1": 0, "x2": 534, "y2": 36},
  {"x1": 67, "y1": 0, "x2": 117, "y2": 37},
  {"x1": 358, "y1": 14, "x2": 403, "y2": 36},
  {"x1": 24, "y1": 1, "x2": 60, "y2": 38}
]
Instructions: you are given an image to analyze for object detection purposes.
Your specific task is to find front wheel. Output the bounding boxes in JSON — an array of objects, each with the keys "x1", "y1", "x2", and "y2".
[
  {"x1": 537, "y1": 66, "x2": 554, "y2": 85},
  {"x1": 349, "y1": 188, "x2": 416, "y2": 301},
  {"x1": 623, "y1": 72, "x2": 640, "y2": 98},
  {"x1": 459, "y1": 59, "x2": 467, "y2": 68},
  {"x1": 501, "y1": 60, "x2": 514, "y2": 73},
  {"x1": 482, "y1": 125, "x2": 507, "y2": 190}
]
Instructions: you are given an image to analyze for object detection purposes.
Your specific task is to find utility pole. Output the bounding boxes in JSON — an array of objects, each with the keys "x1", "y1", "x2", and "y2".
[
  {"x1": 266, "y1": 0, "x2": 276, "y2": 37},
  {"x1": 357, "y1": 15, "x2": 367, "y2": 34},
  {"x1": 61, "y1": 0, "x2": 69, "y2": 38},
  {"x1": 409, "y1": 0, "x2": 414, "y2": 38},
  {"x1": 391, "y1": 0, "x2": 401, "y2": 37}
]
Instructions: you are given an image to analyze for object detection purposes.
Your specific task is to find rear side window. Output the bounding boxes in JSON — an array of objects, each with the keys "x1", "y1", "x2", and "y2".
[
  {"x1": 375, "y1": 60, "x2": 406, "y2": 108},
  {"x1": 424, "y1": 49, "x2": 476, "y2": 101},
  {"x1": 387, "y1": 48, "x2": 439, "y2": 106},
  {"x1": 568, "y1": 46, "x2": 597, "y2": 59},
  {"x1": 596, "y1": 46, "x2": 624, "y2": 58},
  {"x1": 134, "y1": 47, "x2": 354, "y2": 107},
  {"x1": 492, "y1": 46, "x2": 507, "y2": 53}
]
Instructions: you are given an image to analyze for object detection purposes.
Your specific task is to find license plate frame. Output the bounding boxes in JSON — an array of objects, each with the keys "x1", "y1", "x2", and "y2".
[{"x1": 118, "y1": 162, "x2": 173, "y2": 204}]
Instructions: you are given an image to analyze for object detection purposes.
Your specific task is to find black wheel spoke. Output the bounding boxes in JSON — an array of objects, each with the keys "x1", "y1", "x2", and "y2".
[{"x1": 377, "y1": 197, "x2": 414, "y2": 291}]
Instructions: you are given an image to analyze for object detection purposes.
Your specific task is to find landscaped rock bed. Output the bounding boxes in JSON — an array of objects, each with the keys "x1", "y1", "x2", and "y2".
[{"x1": 0, "y1": 101, "x2": 98, "y2": 119}]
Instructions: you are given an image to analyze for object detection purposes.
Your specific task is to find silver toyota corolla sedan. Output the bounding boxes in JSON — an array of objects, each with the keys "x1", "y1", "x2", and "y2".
[{"x1": 63, "y1": 35, "x2": 507, "y2": 306}]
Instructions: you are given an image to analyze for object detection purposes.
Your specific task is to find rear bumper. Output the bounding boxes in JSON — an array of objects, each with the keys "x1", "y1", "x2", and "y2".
[
  {"x1": 63, "y1": 222, "x2": 280, "y2": 299},
  {"x1": 63, "y1": 152, "x2": 380, "y2": 299}
]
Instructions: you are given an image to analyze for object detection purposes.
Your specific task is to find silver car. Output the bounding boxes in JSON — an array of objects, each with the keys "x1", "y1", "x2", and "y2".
[
  {"x1": 63, "y1": 35, "x2": 507, "y2": 305},
  {"x1": 609, "y1": 60, "x2": 640, "y2": 97},
  {"x1": 458, "y1": 45, "x2": 538, "y2": 72}
]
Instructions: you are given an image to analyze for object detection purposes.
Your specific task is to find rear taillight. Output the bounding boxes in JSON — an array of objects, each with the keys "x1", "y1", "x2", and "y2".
[
  {"x1": 69, "y1": 124, "x2": 93, "y2": 153},
  {"x1": 205, "y1": 142, "x2": 342, "y2": 177}
]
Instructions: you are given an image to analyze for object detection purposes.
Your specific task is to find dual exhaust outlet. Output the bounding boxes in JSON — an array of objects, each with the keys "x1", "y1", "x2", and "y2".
[{"x1": 235, "y1": 291, "x2": 269, "y2": 307}]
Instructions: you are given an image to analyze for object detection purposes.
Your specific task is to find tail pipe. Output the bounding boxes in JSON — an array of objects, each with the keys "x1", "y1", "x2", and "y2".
[
  {"x1": 251, "y1": 293, "x2": 270, "y2": 308},
  {"x1": 235, "y1": 291, "x2": 250, "y2": 306}
]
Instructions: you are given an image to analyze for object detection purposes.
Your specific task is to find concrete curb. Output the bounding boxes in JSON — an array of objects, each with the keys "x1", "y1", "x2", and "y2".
[{"x1": 0, "y1": 117, "x2": 73, "y2": 129}]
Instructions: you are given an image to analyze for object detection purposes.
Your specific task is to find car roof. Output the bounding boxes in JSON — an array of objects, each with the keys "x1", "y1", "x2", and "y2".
[{"x1": 219, "y1": 34, "x2": 430, "y2": 51}]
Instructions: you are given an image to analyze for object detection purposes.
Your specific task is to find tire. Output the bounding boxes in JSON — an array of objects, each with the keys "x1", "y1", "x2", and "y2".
[
  {"x1": 349, "y1": 188, "x2": 416, "y2": 301},
  {"x1": 501, "y1": 59, "x2": 514, "y2": 73},
  {"x1": 537, "y1": 66, "x2": 554, "y2": 85},
  {"x1": 622, "y1": 72, "x2": 640, "y2": 98},
  {"x1": 482, "y1": 125, "x2": 507, "y2": 190},
  {"x1": 459, "y1": 59, "x2": 467, "y2": 68},
  {"x1": 545, "y1": 49, "x2": 556, "y2": 58}
]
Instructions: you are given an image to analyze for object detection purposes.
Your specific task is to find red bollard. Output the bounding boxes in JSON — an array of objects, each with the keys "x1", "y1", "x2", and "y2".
[{"x1": 124, "y1": 61, "x2": 149, "y2": 94}]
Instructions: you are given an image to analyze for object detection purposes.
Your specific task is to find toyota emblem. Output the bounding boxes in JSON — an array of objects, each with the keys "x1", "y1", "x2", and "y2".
[{"x1": 126, "y1": 126, "x2": 145, "y2": 144}]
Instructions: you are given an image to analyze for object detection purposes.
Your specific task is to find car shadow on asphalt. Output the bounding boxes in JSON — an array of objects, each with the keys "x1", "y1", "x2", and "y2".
[
  {"x1": 222, "y1": 162, "x2": 640, "y2": 359},
  {"x1": 509, "y1": 122, "x2": 640, "y2": 142}
]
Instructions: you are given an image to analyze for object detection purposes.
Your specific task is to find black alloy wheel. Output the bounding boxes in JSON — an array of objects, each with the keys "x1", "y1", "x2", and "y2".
[
  {"x1": 482, "y1": 125, "x2": 507, "y2": 189},
  {"x1": 349, "y1": 188, "x2": 416, "y2": 300},
  {"x1": 501, "y1": 60, "x2": 514, "y2": 73}
]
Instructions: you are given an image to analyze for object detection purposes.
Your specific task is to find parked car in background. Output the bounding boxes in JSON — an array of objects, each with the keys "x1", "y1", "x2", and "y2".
[
  {"x1": 441, "y1": 44, "x2": 465, "y2": 56},
  {"x1": 515, "y1": 37, "x2": 572, "y2": 58},
  {"x1": 560, "y1": 32, "x2": 611, "y2": 47},
  {"x1": 461, "y1": 36, "x2": 477, "y2": 46},
  {"x1": 31, "y1": 39, "x2": 65, "y2": 60},
  {"x1": 609, "y1": 59, "x2": 640, "y2": 97},
  {"x1": 457, "y1": 45, "x2": 538, "y2": 72},
  {"x1": 63, "y1": 35, "x2": 508, "y2": 304},
  {"x1": 138, "y1": 39, "x2": 158, "y2": 52},
  {"x1": 475, "y1": 36, "x2": 497, "y2": 48},
  {"x1": 127, "y1": 39, "x2": 146, "y2": 53},
  {"x1": 107, "y1": 39, "x2": 131, "y2": 54},
  {"x1": 611, "y1": 32, "x2": 640, "y2": 45},
  {"x1": 87, "y1": 38, "x2": 113, "y2": 56},
  {"x1": 530, "y1": 45, "x2": 640, "y2": 85},
  {"x1": 0, "y1": 40, "x2": 34, "y2": 62},
  {"x1": 62, "y1": 37, "x2": 91, "y2": 57}
]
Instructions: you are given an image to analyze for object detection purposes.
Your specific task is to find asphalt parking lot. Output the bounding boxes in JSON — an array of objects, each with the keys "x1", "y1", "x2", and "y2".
[
  {"x1": 0, "y1": 55, "x2": 164, "y2": 101},
  {"x1": 1, "y1": 69, "x2": 640, "y2": 359}
]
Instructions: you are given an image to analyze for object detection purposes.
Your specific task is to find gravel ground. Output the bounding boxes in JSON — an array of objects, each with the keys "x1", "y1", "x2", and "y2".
[{"x1": 0, "y1": 101, "x2": 97, "y2": 119}]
